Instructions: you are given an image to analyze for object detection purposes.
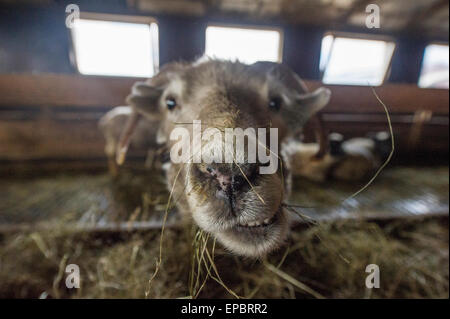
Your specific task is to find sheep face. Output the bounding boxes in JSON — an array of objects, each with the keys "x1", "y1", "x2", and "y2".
[{"x1": 125, "y1": 59, "x2": 330, "y2": 257}]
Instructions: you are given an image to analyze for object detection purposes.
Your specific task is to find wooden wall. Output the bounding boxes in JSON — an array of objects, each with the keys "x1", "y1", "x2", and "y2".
[{"x1": 0, "y1": 74, "x2": 447, "y2": 167}]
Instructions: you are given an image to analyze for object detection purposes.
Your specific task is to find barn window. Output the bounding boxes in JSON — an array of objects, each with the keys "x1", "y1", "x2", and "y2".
[
  {"x1": 71, "y1": 13, "x2": 159, "y2": 77},
  {"x1": 205, "y1": 25, "x2": 282, "y2": 64},
  {"x1": 319, "y1": 34, "x2": 395, "y2": 86},
  {"x1": 418, "y1": 44, "x2": 449, "y2": 89}
]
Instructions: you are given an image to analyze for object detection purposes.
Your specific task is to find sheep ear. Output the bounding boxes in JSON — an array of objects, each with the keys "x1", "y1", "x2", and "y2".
[
  {"x1": 250, "y1": 61, "x2": 331, "y2": 130},
  {"x1": 126, "y1": 81, "x2": 163, "y2": 119},
  {"x1": 291, "y1": 87, "x2": 331, "y2": 126},
  {"x1": 280, "y1": 85, "x2": 331, "y2": 131}
]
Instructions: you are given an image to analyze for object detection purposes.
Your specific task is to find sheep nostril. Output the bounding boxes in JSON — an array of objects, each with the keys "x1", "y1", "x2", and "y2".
[
  {"x1": 232, "y1": 175, "x2": 246, "y2": 190},
  {"x1": 204, "y1": 164, "x2": 258, "y2": 195},
  {"x1": 216, "y1": 174, "x2": 232, "y2": 192},
  {"x1": 204, "y1": 165, "x2": 231, "y2": 191}
]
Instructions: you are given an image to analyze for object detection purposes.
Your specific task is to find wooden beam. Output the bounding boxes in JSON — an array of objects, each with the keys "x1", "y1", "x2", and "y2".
[
  {"x1": 0, "y1": 117, "x2": 148, "y2": 161},
  {"x1": 0, "y1": 74, "x2": 138, "y2": 108},
  {"x1": 0, "y1": 74, "x2": 448, "y2": 114},
  {"x1": 0, "y1": 73, "x2": 448, "y2": 162},
  {"x1": 0, "y1": 119, "x2": 105, "y2": 160},
  {"x1": 307, "y1": 82, "x2": 449, "y2": 115},
  {"x1": 405, "y1": 0, "x2": 449, "y2": 30},
  {"x1": 338, "y1": 0, "x2": 373, "y2": 24}
]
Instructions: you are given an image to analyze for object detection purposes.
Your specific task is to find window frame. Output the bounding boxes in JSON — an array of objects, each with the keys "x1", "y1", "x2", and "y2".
[
  {"x1": 319, "y1": 31, "x2": 397, "y2": 86},
  {"x1": 418, "y1": 41, "x2": 449, "y2": 89},
  {"x1": 69, "y1": 12, "x2": 159, "y2": 78},
  {"x1": 204, "y1": 23, "x2": 284, "y2": 64}
]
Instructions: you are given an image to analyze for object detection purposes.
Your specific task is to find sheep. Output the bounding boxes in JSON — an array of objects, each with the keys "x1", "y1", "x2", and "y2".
[
  {"x1": 98, "y1": 106, "x2": 162, "y2": 175},
  {"x1": 102, "y1": 58, "x2": 331, "y2": 257},
  {"x1": 330, "y1": 131, "x2": 391, "y2": 181},
  {"x1": 286, "y1": 131, "x2": 391, "y2": 182}
]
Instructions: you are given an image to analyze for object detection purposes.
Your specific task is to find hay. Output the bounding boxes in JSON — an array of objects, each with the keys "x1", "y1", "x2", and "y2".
[
  {"x1": 0, "y1": 217, "x2": 447, "y2": 298},
  {"x1": 343, "y1": 87, "x2": 395, "y2": 201},
  {"x1": 0, "y1": 166, "x2": 448, "y2": 298}
]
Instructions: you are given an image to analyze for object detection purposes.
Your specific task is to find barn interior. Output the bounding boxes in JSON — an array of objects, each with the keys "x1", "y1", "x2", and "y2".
[{"x1": 0, "y1": 0, "x2": 448, "y2": 299}]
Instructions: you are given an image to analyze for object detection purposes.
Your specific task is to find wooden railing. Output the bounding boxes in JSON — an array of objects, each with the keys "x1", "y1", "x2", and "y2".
[{"x1": 0, "y1": 74, "x2": 448, "y2": 163}]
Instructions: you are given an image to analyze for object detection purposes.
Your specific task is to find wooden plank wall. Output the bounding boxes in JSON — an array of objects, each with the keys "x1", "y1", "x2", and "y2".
[{"x1": 0, "y1": 74, "x2": 448, "y2": 165}]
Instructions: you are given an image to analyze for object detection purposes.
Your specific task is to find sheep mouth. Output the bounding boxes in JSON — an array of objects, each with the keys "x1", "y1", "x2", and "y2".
[
  {"x1": 234, "y1": 207, "x2": 280, "y2": 231},
  {"x1": 187, "y1": 164, "x2": 287, "y2": 256},
  {"x1": 214, "y1": 206, "x2": 288, "y2": 257},
  {"x1": 226, "y1": 204, "x2": 285, "y2": 239}
]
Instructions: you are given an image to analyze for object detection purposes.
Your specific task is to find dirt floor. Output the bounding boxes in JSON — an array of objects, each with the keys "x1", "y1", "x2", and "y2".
[{"x1": 0, "y1": 166, "x2": 448, "y2": 298}]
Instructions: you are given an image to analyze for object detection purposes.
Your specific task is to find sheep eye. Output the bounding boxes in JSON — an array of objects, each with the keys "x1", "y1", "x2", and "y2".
[
  {"x1": 166, "y1": 97, "x2": 177, "y2": 110},
  {"x1": 269, "y1": 97, "x2": 282, "y2": 111}
]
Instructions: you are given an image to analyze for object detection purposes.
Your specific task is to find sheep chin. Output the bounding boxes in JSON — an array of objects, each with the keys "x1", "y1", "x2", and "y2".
[{"x1": 214, "y1": 207, "x2": 290, "y2": 258}]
